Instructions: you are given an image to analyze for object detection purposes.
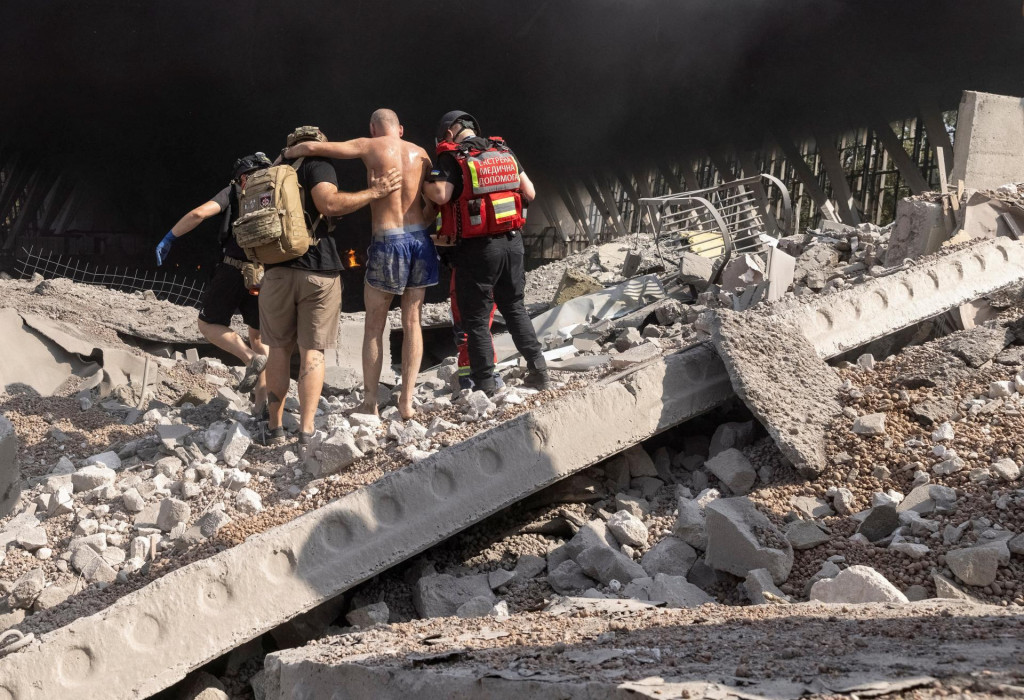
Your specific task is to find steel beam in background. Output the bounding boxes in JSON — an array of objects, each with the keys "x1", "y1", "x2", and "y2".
[
  {"x1": 583, "y1": 175, "x2": 625, "y2": 237},
  {"x1": 815, "y1": 134, "x2": 862, "y2": 225},
  {"x1": 655, "y1": 160, "x2": 683, "y2": 192},
  {"x1": 4, "y1": 168, "x2": 54, "y2": 249},
  {"x1": 0, "y1": 155, "x2": 32, "y2": 224},
  {"x1": 596, "y1": 173, "x2": 629, "y2": 236},
  {"x1": 631, "y1": 167, "x2": 661, "y2": 232},
  {"x1": 920, "y1": 105, "x2": 954, "y2": 179},
  {"x1": 38, "y1": 172, "x2": 73, "y2": 233},
  {"x1": 560, "y1": 182, "x2": 595, "y2": 243},
  {"x1": 873, "y1": 121, "x2": 931, "y2": 196},
  {"x1": 774, "y1": 135, "x2": 829, "y2": 212}
]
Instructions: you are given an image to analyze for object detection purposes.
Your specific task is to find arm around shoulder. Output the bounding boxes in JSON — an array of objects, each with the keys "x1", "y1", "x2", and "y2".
[{"x1": 284, "y1": 138, "x2": 369, "y2": 161}]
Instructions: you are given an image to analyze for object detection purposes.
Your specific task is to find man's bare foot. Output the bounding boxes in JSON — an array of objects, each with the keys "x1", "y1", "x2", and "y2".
[
  {"x1": 356, "y1": 402, "x2": 378, "y2": 417},
  {"x1": 398, "y1": 398, "x2": 416, "y2": 421}
]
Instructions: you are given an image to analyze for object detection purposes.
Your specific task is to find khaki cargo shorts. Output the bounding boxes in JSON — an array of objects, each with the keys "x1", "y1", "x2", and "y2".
[{"x1": 258, "y1": 267, "x2": 341, "y2": 349}]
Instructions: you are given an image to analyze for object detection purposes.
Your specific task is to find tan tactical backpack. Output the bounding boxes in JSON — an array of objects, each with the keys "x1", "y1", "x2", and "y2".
[{"x1": 232, "y1": 158, "x2": 319, "y2": 264}]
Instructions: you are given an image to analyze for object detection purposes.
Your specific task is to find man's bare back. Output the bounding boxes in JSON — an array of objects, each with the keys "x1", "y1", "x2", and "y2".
[
  {"x1": 282, "y1": 109, "x2": 430, "y2": 233},
  {"x1": 361, "y1": 135, "x2": 431, "y2": 233}
]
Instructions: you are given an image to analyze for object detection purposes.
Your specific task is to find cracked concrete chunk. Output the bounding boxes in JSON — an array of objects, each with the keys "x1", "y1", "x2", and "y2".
[
  {"x1": 0, "y1": 416, "x2": 20, "y2": 518},
  {"x1": 785, "y1": 520, "x2": 830, "y2": 550},
  {"x1": 897, "y1": 484, "x2": 957, "y2": 515},
  {"x1": 705, "y1": 448, "x2": 757, "y2": 495},
  {"x1": 673, "y1": 496, "x2": 708, "y2": 550},
  {"x1": 219, "y1": 422, "x2": 251, "y2": 467},
  {"x1": 809, "y1": 565, "x2": 909, "y2": 604},
  {"x1": 640, "y1": 536, "x2": 697, "y2": 578},
  {"x1": 71, "y1": 465, "x2": 116, "y2": 492},
  {"x1": 346, "y1": 602, "x2": 389, "y2": 628},
  {"x1": 858, "y1": 504, "x2": 900, "y2": 542},
  {"x1": 606, "y1": 510, "x2": 648, "y2": 547},
  {"x1": 744, "y1": 568, "x2": 791, "y2": 604},
  {"x1": 576, "y1": 545, "x2": 646, "y2": 585},
  {"x1": 8, "y1": 568, "x2": 45, "y2": 609},
  {"x1": 412, "y1": 573, "x2": 494, "y2": 618},
  {"x1": 939, "y1": 324, "x2": 1015, "y2": 368},
  {"x1": 547, "y1": 560, "x2": 595, "y2": 595},
  {"x1": 852, "y1": 413, "x2": 887, "y2": 436},
  {"x1": 946, "y1": 546, "x2": 1002, "y2": 586},
  {"x1": 648, "y1": 573, "x2": 714, "y2": 608},
  {"x1": 157, "y1": 498, "x2": 191, "y2": 532},
  {"x1": 704, "y1": 497, "x2": 793, "y2": 584},
  {"x1": 709, "y1": 310, "x2": 841, "y2": 478}
]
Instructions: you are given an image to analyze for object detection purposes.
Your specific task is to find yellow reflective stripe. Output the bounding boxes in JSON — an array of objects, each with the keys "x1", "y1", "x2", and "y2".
[
  {"x1": 468, "y1": 161, "x2": 480, "y2": 190},
  {"x1": 493, "y1": 196, "x2": 517, "y2": 220},
  {"x1": 435, "y1": 212, "x2": 442, "y2": 231}
]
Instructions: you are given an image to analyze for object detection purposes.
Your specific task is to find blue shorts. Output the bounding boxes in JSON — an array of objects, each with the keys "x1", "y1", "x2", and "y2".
[{"x1": 364, "y1": 226, "x2": 440, "y2": 295}]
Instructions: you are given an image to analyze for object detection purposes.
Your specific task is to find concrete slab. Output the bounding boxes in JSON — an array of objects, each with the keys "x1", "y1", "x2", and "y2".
[
  {"x1": 950, "y1": 91, "x2": 1024, "y2": 191},
  {"x1": 0, "y1": 344, "x2": 733, "y2": 699},
  {"x1": 0, "y1": 415, "x2": 20, "y2": 518}
]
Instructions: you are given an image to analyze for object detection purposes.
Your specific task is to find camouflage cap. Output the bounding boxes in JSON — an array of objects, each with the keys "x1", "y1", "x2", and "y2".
[{"x1": 286, "y1": 126, "x2": 327, "y2": 147}]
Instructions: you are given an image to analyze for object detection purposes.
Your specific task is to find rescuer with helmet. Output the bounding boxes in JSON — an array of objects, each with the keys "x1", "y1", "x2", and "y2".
[
  {"x1": 423, "y1": 111, "x2": 549, "y2": 395},
  {"x1": 156, "y1": 153, "x2": 274, "y2": 411}
]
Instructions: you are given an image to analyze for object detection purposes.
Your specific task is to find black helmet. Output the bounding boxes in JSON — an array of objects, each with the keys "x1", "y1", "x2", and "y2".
[
  {"x1": 435, "y1": 110, "x2": 480, "y2": 145},
  {"x1": 232, "y1": 152, "x2": 272, "y2": 181}
]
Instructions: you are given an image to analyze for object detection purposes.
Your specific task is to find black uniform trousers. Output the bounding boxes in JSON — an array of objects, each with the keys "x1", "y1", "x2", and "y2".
[{"x1": 453, "y1": 230, "x2": 545, "y2": 387}]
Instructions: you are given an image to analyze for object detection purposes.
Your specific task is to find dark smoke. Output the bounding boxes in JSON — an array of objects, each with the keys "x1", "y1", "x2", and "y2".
[{"x1": 2, "y1": 0, "x2": 1023, "y2": 245}]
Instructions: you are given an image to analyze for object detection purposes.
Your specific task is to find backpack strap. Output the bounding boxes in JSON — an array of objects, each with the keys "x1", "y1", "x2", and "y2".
[{"x1": 289, "y1": 157, "x2": 326, "y2": 242}]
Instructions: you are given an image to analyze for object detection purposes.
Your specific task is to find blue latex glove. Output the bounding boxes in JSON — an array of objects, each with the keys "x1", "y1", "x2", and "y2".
[{"x1": 155, "y1": 231, "x2": 176, "y2": 266}]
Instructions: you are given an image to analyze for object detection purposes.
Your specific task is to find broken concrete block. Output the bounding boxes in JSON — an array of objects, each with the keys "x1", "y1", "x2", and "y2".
[
  {"x1": 950, "y1": 90, "x2": 1024, "y2": 191},
  {"x1": 576, "y1": 545, "x2": 646, "y2": 586},
  {"x1": 852, "y1": 413, "x2": 887, "y2": 436},
  {"x1": 648, "y1": 573, "x2": 714, "y2": 608},
  {"x1": 884, "y1": 198, "x2": 949, "y2": 266},
  {"x1": 719, "y1": 253, "x2": 766, "y2": 292},
  {"x1": 235, "y1": 488, "x2": 263, "y2": 514},
  {"x1": 547, "y1": 560, "x2": 595, "y2": 595},
  {"x1": 989, "y1": 380, "x2": 1015, "y2": 398},
  {"x1": 708, "y1": 421, "x2": 755, "y2": 457},
  {"x1": 180, "y1": 671, "x2": 230, "y2": 700},
  {"x1": 564, "y1": 520, "x2": 619, "y2": 560},
  {"x1": 488, "y1": 569, "x2": 516, "y2": 590},
  {"x1": 195, "y1": 509, "x2": 232, "y2": 538},
  {"x1": 809, "y1": 565, "x2": 908, "y2": 604},
  {"x1": 992, "y1": 458, "x2": 1021, "y2": 481},
  {"x1": 203, "y1": 421, "x2": 231, "y2": 452},
  {"x1": 312, "y1": 432, "x2": 364, "y2": 477},
  {"x1": 622, "y1": 445, "x2": 658, "y2": 479},
  {"x1": 515, "y1": 554, "x2": 547, "y2": 579},
  {"x1": 33, "y1": 584, "x2": 71, "y2": 611},
  {"x1": 606, "y1": 510, "x2": 648, "y2": 547},
  {"x1": 765, "y1": 247, "x2": 796, "y2": 302},
  {"x1": 412, "y1": 573, "x2": 494, "y2": 618},
  {"x1": 857, "y1": 504, "x2": 900, "y2": 542},
  {"x1": 71, "y1": 465, "x2": 116, "y2": 492},
  {"x1": 897, "y1": 484, "x2": 957, "y2": 515},
  {"x1": 8, "y1": 568, "x2": 45, "y2": 609},
  {"x1": 790, "y1": 495, "x2": 834, "y2": 519},
  {"x1": 86, "y1": 450, "x2": 122, "y2": 471},
  {"x1": 640, "y1": 536, "x2": 697, "y2": 578},
  {"x1": 673, "y1": 494, "x2": 711, "y2": 550},
  {"x1": 223, "y1": 468, "x2": 251, "y2": 491},
  {"x1": 157, "y1": 498, "x2": 191, "y2": 533},
  {"x1": 744, "y1": 568, "x2": 790, "y2": 604},
  {"x1": 346, "y1": 602, "x2": 389, "y2": 628},
  {"x1": 71, "y1": 547, "x2": 117, "y2": 584},
  {"x1": 678, "y1": 251, "x2": 715, "y2": 290},
  {"x1": 932, "y1": 572, "x2": 977, "y2": 602},
  {"x1": 219, "y1": 422, "x2": 251, "y2": 467},
  {"x1": 551, "y1": 267, "x2": 604, "y2": 306},
  {"x1": 704, "y1": 497, "x2": 793, "y2": 584},
  {"x1": 785, "y1": 520, "x2": 830, "y2": 550},
  {"x1": 705, "y1": 448, "x2": 756, "y2": 495},
  {"x1": 946, "y1": 545, "x2": 1002, "y2": 586},
  {"x1": 16, "y1": 527, "x2": 48, "y2": 552}
]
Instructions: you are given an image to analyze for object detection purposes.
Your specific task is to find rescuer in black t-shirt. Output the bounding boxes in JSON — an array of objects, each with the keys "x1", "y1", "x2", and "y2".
[
  {"x1": 423, "y1": 111, "x2": 549, "y2": 395},
  {"x1": 156, "y1": 153, "x2": 274, "y2": 412}
]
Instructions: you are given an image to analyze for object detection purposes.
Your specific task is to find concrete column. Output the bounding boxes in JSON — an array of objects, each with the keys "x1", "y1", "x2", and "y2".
[{"x1": 950, "y1": 90, "x2": 1024, "y2": 190}]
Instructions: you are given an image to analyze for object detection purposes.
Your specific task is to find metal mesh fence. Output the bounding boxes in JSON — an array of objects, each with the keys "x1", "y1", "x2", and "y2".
[{"x1": 14, "y1": 246, "x2": 206, "y2": 307}]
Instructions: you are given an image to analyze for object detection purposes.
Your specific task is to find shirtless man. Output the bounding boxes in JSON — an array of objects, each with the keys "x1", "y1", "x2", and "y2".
[{"x1": 284, "y1": 109, "x2": 438, "y2": 419}]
